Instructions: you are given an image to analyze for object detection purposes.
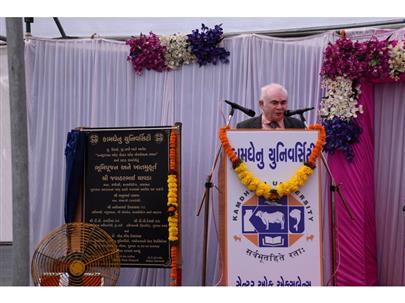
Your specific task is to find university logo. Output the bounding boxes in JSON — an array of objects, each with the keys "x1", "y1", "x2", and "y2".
[
  {"x1": 154, "y1": 132, "x2": 164, "y2": 143},
  {"x1": 89, "y1": 134, "x2": 99, "y2": 145},
  {"x1": 241, "y1": 195, "x2": 305, "y2": 248}
]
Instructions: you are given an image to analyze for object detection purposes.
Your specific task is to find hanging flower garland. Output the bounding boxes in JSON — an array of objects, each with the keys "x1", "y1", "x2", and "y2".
[
  {"x1": 219, "y1": 124, "x2": 326, "y2": 201},
  {"x1": 126, "y1": 24, "x2": 230, "y2": 75},
  {"x1": 167, "y1": 130, "x2": 179, "y2": 286},
  {"x1": 320, "y1": 32, "x2": 405, "y2": 160}
]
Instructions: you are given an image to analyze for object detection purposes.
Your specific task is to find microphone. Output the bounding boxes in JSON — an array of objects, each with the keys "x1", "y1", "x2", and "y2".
[
  {"x1": 284, "y1": 107, "x2": 315, "y2": 117},
  {"x1": 224, "y1": 100, "x2": 256, "y2": 117}
]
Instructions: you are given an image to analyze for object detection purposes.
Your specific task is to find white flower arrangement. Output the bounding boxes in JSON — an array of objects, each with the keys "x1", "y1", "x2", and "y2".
[
  {"x1": 160, "y1": 34, "x2": 196, "y2": 70},
  {"x1": 320, "y1": 77, "x2": 363, "y2": 120},
  {"x1": 388, "y1": 41, "x2": 405, "y2": 80}
]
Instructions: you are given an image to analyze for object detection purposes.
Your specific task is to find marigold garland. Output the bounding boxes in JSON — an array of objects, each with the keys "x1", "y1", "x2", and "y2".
[
  {"x1": 170, "y1": 246, "x2": 177, "y2": 280},
  {"x1": 169, "y1": 131, "x2": 177, "y2": 172},
  {"x1": 167, "y1": 130, "x2": 179, "y2": 286},
  {"x1": 219, "y1": 124, "x2": 326, "y2": 201}
]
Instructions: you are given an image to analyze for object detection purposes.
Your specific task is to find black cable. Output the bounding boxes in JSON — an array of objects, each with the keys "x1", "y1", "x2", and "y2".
[{"x1": 53, "y1": 17, "x2": 67, "y2": 38}]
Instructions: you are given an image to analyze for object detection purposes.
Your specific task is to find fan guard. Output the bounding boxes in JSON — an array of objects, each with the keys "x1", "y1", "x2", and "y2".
[{"x1": 31, "y1": 222, "x2": 120, "y2": 286}]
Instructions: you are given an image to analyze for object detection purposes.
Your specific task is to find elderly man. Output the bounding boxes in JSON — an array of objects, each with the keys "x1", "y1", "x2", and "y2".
[{"x1": 236, "y1": 83, "x2": 305, "y2": 129}]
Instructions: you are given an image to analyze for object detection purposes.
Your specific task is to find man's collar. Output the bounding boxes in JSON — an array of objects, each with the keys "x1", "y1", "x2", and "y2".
[{"x1": 261, "y1": 114, "x2": 285, "y2": 129}]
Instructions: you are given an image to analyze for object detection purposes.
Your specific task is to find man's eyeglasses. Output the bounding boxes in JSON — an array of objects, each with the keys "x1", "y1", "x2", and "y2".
[{"x1": 270, "y1": 100, "x2": 287, "y2": 106}]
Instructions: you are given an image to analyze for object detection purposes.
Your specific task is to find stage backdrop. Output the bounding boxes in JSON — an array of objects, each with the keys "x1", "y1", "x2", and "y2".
[{"x1": 21, "y1": 27, "x2": 405, "y2": 285}]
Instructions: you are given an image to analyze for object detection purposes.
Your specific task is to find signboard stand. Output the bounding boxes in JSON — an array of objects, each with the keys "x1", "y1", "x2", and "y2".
[{"x1": 75, "y1": 126, "x2": 181, "y2": 272}]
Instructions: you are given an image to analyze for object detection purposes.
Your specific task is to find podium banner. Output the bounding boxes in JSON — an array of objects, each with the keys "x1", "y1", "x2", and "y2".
[{"x1": 220, "y1": 129, "x2": 323, "y2": 286}]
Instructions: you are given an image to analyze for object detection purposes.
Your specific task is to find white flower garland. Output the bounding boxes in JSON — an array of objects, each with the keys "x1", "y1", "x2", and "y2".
[
  {"x1": 320, "y1": 77, "x2": 363, "y2": 120},
  {"x1": 160, "y1": 34, "x2": 196, "y2": 69},
  {"x1": 388, "y1": 41, "x2": 405, "y2": 80}
]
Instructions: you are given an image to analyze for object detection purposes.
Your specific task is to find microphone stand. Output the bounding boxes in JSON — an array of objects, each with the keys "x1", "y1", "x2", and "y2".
[
  {"x1": 298, "y1": 113, "x2": 354, "y2": 286},
  {"x1": 196, "y1": 107, "x2": 235, "y2": 286}
]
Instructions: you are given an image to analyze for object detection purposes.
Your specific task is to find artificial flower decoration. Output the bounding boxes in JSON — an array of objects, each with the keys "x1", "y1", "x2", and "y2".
[
  {"x1": 186, "y1": 24, "x2": 230, "y2": 66},
  {"x1": 126, "y1": 32, "x2": 169, "y2": 75},
  {"x1": 160, "y1": 34, "x2": 196, "y2": 69},
  {"x1": 126, "y1": 24, "x2": 230, "y2": 74},
  {"x1": 320, "y1": 77, "x2": 363, "y2": 120},
  {"x1": 388, "y1": 41, "x2": 405, "y2": 80},
  {"x1": 320, "y1": 34, "x2": 405, "y2": 160},
  {"x1": 219, "y1": 124, "x2": 326, "y2": 202},
  {"x1": 322, "y1": 117, "x2": 361, "y2": 161},
  {"x1": 321, "y1": 36, "x2": 362, "y2": 81},
  {"x1": 321, "y1": 36, "x2": 392, "y2": 81}
]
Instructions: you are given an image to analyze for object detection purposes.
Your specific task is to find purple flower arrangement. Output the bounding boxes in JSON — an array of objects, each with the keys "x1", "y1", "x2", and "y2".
[
  {"x1": 320, "y1": 34, "x2": 405, "y2": 161},
  {"x1": 186, "y1": 24, "x2": 230, "y2": 66},
  {"x1": 126, "y1": 24, "x2": 230, "y2": 75},
  {"x1": 322, "y1": 117, "x2": 361, "y2": 161}
]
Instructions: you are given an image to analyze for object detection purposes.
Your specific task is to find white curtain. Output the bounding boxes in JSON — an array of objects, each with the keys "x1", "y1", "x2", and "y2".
[
  {"x1": 374, "y1": 82, "x2": 405, "y2": 285},
  {"x1": 23, "y1": 33, "x2": 335, "y2": 285}
]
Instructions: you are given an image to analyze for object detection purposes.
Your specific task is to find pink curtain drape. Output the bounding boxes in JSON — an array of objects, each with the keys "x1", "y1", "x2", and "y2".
[
  {"x1": 328, "y1": 74, "x2": 405, "y2": 285},
  {"x1": 328, "y1": 80, "x2": 377, "y2": 286}
]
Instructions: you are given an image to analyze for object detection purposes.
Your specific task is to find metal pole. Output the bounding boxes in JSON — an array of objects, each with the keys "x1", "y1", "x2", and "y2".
[
  {"x1": 53, "y1": 17, "x2": 67, "y2": 38},
  {"x1": 197, "y1": 108, "x2": 235, "y2": 286},
  {"x1": 201, "y1": 176, "x2": 211, "y2": 286},
  {"x1": 329, "y1": 181, "x2": 338, "y2": 286},
  {"x1": 6, "y1": 17, "x2": 30, "y2": 286}
]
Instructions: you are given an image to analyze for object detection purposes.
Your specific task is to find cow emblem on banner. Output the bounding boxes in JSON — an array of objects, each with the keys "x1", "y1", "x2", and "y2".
[{"x1": 241, "y1": 195, "x2": 305, "y2": 248}]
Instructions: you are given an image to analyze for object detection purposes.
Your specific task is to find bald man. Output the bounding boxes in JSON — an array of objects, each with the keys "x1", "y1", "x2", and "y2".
[{"x1": 236, "y1": 83, "x2": 305, "y2": 129}]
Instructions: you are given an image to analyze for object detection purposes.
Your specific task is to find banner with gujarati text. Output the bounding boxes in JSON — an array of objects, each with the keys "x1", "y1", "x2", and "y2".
[
  {"x1": 221, "y1": 129, "x2": 323, "y2": 286},
  {"x1": 82, "y1": 127, "x2": 173, "y2": 268}
]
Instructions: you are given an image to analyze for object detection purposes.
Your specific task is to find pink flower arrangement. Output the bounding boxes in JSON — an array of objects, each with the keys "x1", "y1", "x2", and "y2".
[
  {"x1": 126, "y1": 32, "x2": 169, "y2": 75},
  {"x1": 321, "y1": 37, "x2": 393, "y2": 80}
]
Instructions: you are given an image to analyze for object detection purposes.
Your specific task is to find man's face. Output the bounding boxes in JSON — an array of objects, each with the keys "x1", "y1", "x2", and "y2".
[{"x1": 259, "y1": 89, "x2": 288, "y2": 122}]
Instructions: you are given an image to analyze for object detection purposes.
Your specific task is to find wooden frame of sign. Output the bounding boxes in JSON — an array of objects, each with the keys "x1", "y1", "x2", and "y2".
[{"x1": 77, "y1": 125, "x2": 182, "y2": 271}]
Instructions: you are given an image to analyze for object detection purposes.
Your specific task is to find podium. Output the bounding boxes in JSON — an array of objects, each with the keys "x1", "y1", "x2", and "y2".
[{"x1": 218, "y1": 129, "x2": 323, "y2": 286}]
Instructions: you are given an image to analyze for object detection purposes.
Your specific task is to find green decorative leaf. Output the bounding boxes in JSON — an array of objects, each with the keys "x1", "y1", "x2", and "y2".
[{"x1": 370, "y1": 58, "x2": 379, "y2": 66}]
